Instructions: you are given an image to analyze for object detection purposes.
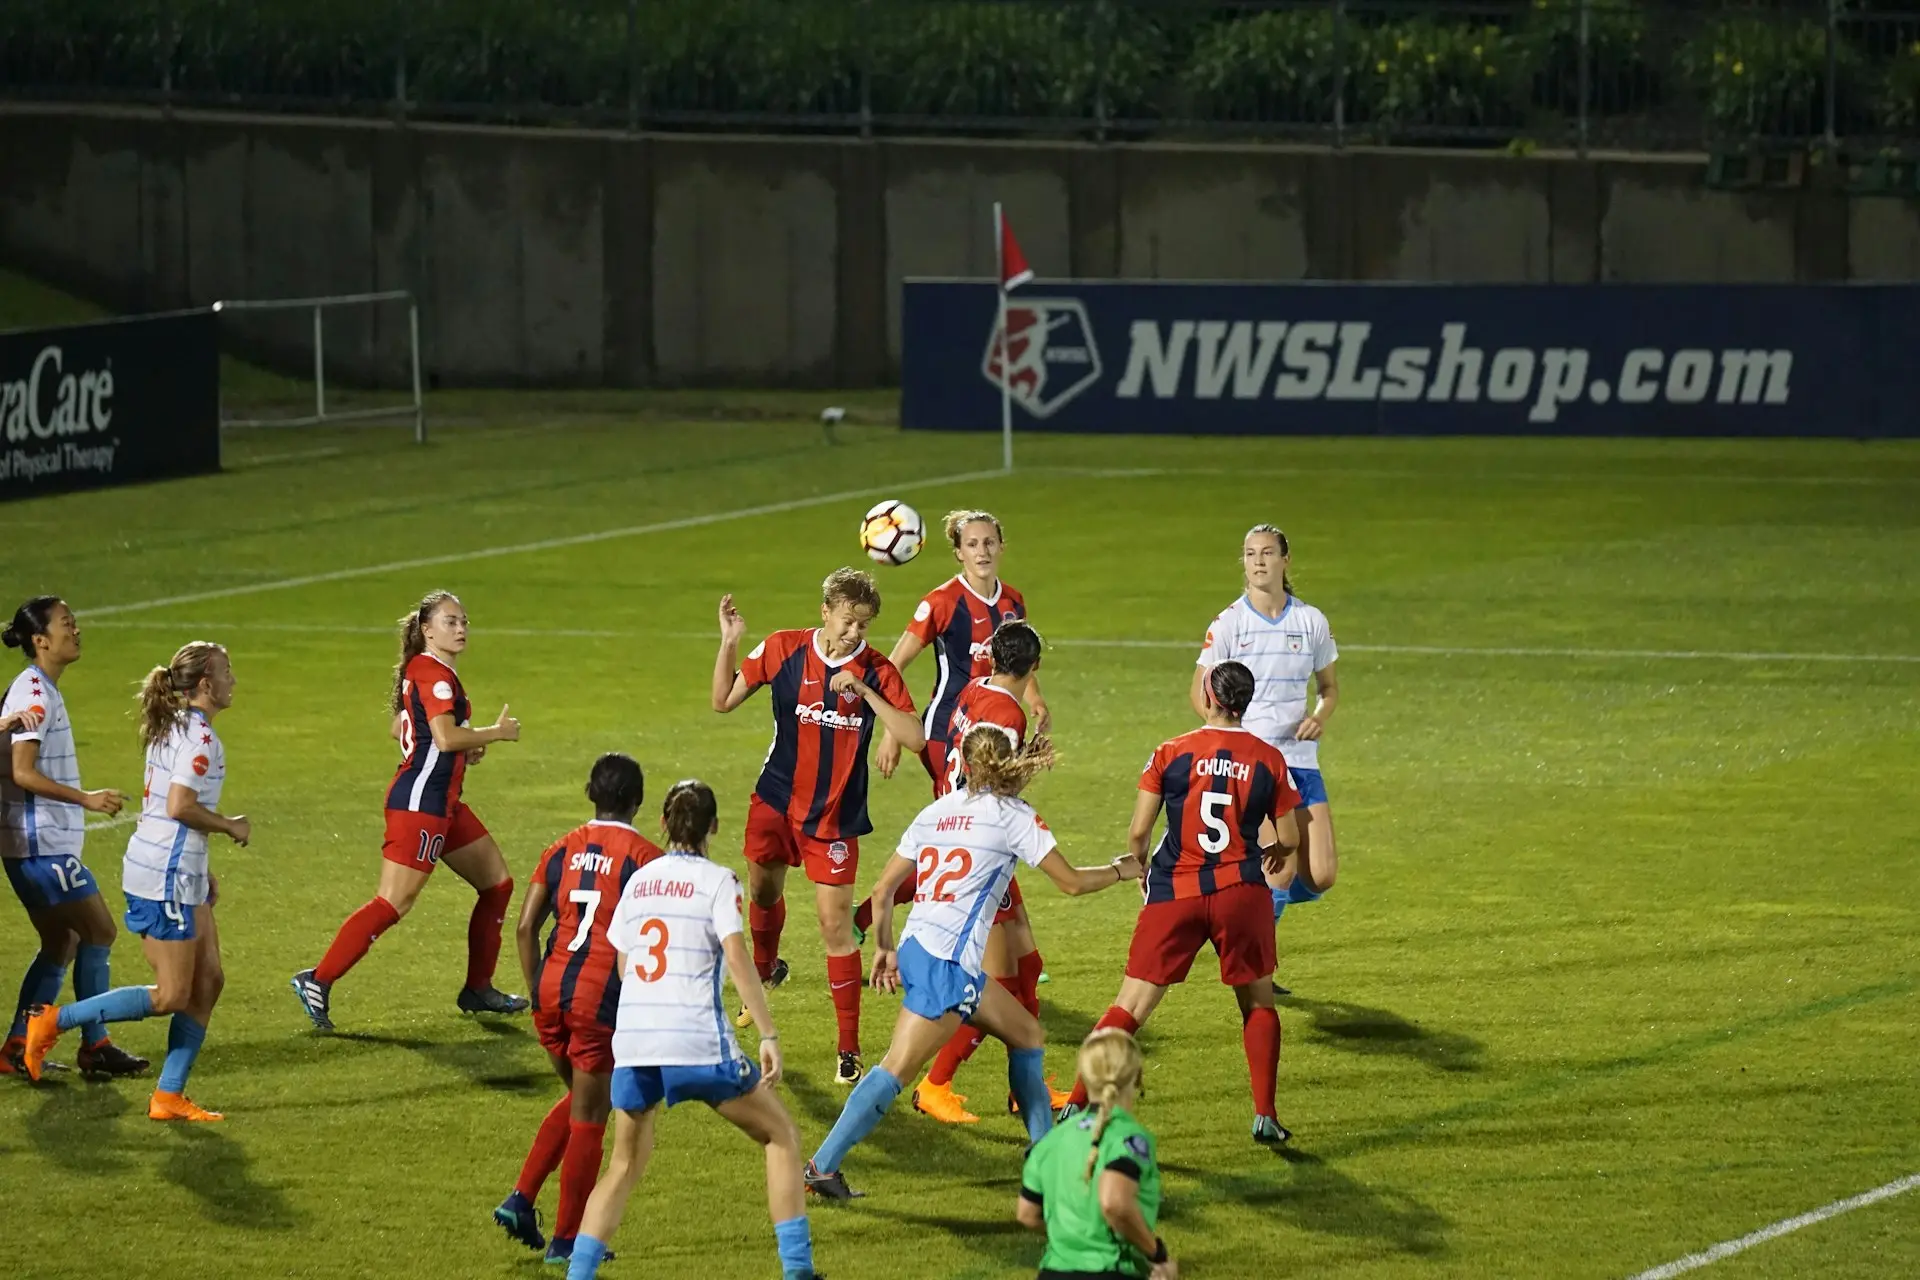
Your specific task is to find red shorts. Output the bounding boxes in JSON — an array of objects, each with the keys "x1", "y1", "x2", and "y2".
[
  {"x1": 533, "y1": 1007, "x2": 615, "y2": 1076},
  {"x1": 1124, "y1": 881, "x2": 1275, "y2": 988},
  {"x1": 743, "y1": 794, "x2": 859, "y2": 887},
  {"x1": 381, "y1": 801, "x2": 490, "y2": 872},
  {"x1": 992, "y1": 875, "x2": 1026, "y2": 926}
]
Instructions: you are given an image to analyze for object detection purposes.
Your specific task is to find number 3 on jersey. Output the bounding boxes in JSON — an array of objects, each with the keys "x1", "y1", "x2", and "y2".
[
  {"x1": 629, "y1": 918, "x2": 670, "y2": 982},
  {"x1": 915, "y1": 846, "x2": 974, "y2": 903}
]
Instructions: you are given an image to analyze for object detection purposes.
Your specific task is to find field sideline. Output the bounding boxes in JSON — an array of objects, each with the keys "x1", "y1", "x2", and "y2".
[{"x1": 1, "y1": 407, "x2": 1917, "y2": 1280}]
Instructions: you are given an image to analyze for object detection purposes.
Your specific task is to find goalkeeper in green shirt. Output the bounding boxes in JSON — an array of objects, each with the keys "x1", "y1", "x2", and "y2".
[{"x1": 1016, "y1": 1028, "x2": 1176, "y2": 1280}]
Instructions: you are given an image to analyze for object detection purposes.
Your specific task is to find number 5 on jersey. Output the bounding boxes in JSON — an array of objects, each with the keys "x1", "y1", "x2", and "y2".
[{"x1": 1198, "y1": 791, "x2": 1233, "y2": 854}]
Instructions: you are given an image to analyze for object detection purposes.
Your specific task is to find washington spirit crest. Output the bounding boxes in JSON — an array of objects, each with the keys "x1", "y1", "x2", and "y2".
[{"x1": 982, "y1": 299, "x2": 1103, "y2": 419}]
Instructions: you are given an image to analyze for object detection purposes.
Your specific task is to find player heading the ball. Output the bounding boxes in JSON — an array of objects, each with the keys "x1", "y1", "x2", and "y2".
[
  {"x1": 711, "y1": 569, "x2": 922, "y2": 1086},
  {"x1": 292, "y1": 590, "x2": 526, "y2": 1032}
]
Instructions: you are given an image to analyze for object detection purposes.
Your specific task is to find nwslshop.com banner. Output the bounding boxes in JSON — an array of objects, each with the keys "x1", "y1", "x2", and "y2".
[
  {"x1": 901, "y1": 281, "x2": 1920, "y2": 437},
  {"x1": 0, "y1": 311, "x2": 220, "y2": 500}
]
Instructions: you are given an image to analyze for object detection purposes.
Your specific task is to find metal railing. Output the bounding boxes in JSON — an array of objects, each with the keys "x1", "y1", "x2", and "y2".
[
  {"x1": 2, "y1": 1, "x2": 1917, "y2": 154},
  {"x1": 212, "y1": 292, "x2": 425, "y2": 443}
]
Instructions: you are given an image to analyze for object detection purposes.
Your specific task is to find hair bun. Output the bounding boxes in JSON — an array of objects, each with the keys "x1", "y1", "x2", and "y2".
[{"x1": 1, "y1": 627, "x2": 19, "y2": 650}]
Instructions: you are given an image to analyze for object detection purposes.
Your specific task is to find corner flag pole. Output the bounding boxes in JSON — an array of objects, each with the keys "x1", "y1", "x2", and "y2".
[{"x1": 995, "y1": 201, "x2": 1014, "y2": 473}]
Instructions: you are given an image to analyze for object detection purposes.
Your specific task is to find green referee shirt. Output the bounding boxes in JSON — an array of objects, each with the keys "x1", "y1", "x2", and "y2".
[{"x1": 1020, "y1": 1107, "x2": 1163, "y2": 1277}]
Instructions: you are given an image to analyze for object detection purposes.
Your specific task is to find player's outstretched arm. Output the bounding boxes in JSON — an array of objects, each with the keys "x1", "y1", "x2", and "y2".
[
  {"x1": 10, "y1": 739, "x2": 120, "y2": 814},
  {"x1": 830, "y1": 671, "x2": 925, "y2": 753},
  {"x1": 721, "y1": 933, "x2": 783, "y2": 1086},
  {"x1": 1036, "y1": 849, "x2": 1142, "y2": 898},
  {"x1": 514, "y1": 875, "x2": 554, "y2": 1001},
  {"x1": 164, "y1": 782, "x2": 250, "y2": 846},
  {"x1": 712, "y1": 594, "x2": 754, "y2": 713},
  {"x1": 427, "y1": 706, "x2": 519, "y2": 754}
]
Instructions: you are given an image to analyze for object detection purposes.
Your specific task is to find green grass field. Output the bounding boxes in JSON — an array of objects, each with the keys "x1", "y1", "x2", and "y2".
[{"x1": 2, "y1": 343, "x2": 1918, "y2": 1279}]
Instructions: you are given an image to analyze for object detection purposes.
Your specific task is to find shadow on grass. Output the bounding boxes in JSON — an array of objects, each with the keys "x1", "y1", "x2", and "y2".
[
  {"x1": 331, "y1": 1027, "x2": 551, "y2": 1094},
  {"x1": 1167, "y1": 1145, "x2": 1450, "y2": 1256},
  {"x1": 159, "y1": 1126, "x2": 303, "y2": 1230},
  {"x1": 1281, "y1": 996, "x2": 1485, "y2": 1074},
  {"x1": 23, "y1": 1077, "x2": 134, "y2": 1174}
]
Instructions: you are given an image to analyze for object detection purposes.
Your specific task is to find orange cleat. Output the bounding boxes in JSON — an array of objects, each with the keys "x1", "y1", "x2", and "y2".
[
  {"x1": 149, "y1": 1090, "x2": 223, "y2": 1122},
  {"x1": 912, "y1": 1078, "x2": 980, "y2": 1125},
  {"x1": 22, "y1": 1004, "x2": 62, "y2": 1083},
  {"x1": 1047, "y1": 1076, "x2": 1072, "y2": 1109}
]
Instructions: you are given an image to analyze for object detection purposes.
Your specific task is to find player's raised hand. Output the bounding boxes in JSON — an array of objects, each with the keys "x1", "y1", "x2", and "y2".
[
  {"x1": 83, "y1": 788, "x2": 123, "y2": 816},
  {"x1": 1295, "y1": 714, "x2": 1324, "y2": 742},
  {"x1": 870, "y1": 948, "x2": 901, "y2": 993},
  {"x1": 492, "y1": 704, "x2": 521, "y2": 742},
  {"x1": 227, "y1": 815, "x2": 252, "y2": 847},
  {"x1": 758, "y1": 1035, "x2": 784, "y2": 1088},
  {"x1": 2, "y1": 706, "x2": 42, "y2": 734},
  {"x1": 717, "y1": 594, "x2": 747, "y2": 644},
  {"x1": 874, "y1": 730, "x2": 902, "y2": 779},
  {"x1": 828, "y1": 669, "x2": 867, "y2": 700}
]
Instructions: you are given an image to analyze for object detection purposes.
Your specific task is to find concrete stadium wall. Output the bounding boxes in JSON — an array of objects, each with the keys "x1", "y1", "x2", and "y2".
[{"x1": 1, "y1": 104, "x2": 1913, "y2": 387}]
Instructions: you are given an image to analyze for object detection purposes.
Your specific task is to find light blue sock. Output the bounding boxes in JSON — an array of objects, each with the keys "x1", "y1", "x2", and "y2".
[
  {"x1": 73, "y1": 943, "x2": 112, "y2": 1046},
  {"x1": 10, "y1": 956, "x2": 65, "y2": 1039},
  {"x1": 566, "y1": 1234, "x2": 610, "y2": 1280},
  {"x1": 1009, "y1": 1047, "x2": 1053, "y2": 1146},
  {"x1": 811, "y1": 1066, "x2": 902, "y2": 1174},
  {"x1": 157, "y1": 1014, "x2": 206, "y2": 1093},
  {"x1": 774, "y1": 1215, "x2": 813, "y2": 1278},
  {"x1": 56, "y1": 984, "x2": 153, "y2": 1033},
  {"x1": 1271, "y1": 887, "x2": 1288, "y2": 922}
]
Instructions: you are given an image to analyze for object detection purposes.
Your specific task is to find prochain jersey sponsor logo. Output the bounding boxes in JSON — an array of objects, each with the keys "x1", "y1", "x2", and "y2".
[{"x1": 797, "y1": 701, "x2": 866, "y2": 731}]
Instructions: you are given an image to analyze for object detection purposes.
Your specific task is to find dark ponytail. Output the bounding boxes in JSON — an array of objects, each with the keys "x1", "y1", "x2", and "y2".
[
  {"x1": 1207, "y1": 660, "x2": 1256, "y2": 720},
  {"x1": 4, "y1": 596, "x2": 62, "y2": 658},
  {"x1": 1245, "y1": 523, "x2": 1295, "y2": 596},
  {"x1": 988, "y1": 619, "x2": 1044, "y2": 678},
  {"x1": 390, "y1": 590, "x2": 457, "y2": 714},
  {"x1": 662, "y1": 779, "x2": 718, "y2": 852}
]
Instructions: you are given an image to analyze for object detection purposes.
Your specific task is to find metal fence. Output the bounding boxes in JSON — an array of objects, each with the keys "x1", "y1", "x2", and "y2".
[{"x1": 3, "y1": 0, "x2": 1918, "y2": 153}]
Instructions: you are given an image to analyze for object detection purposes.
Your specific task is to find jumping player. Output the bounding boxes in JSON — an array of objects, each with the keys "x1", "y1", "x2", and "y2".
[
  {"x1": 563, "y1": 780, "x2": 823, "y2": 1280},
  {"x1": 292, "y1": 590, "x2": 526, "y2": 1031},
  {"x1": 2, "y1": 595, "x2": 145, "y2": 1080},
  {"x1": 1191, "y1": 524, "x2": 1339, "y2": 988},
  {"x1": 23, "y1": 642, "x2": 250, "y2": 1121},
  {"x1": 1063, "y1": 662, "x2": 1303, "y2": 1144},
  {"x1": 711, "y1": 570, "x2": 922, "y2": 1085},
  {"x1": 909, "y1": 620, "x2": 1065, "y2": 1125},
  {"x1": 495, "y1": 752, "x2": 663, "y2": 1265},
  {"x1": 803, "y1": 725, "x2": 1142, "y2": 1201}
]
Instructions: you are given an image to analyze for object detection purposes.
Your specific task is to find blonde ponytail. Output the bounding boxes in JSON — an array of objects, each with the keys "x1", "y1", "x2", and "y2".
[
  {"x1": 135, "y1": 641, "x2": 227, "y2": 749},
  {"x1": 961, "y1": 724, "x2": 1055, "y2": 798},
  {"x1": 391, "y1": 590, "x2": 457, "y2": 714},
  {"x1": 1075, "y1": 1027, "x2": 1145, "y2": 1181}
]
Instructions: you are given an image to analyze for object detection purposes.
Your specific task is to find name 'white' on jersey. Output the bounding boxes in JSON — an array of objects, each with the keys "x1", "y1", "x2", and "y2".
[
  {"x1": 0, "y1": 666, "x2": 83, "y2": 861},
  {"x1": 606, "y1": 852, "x2": 746, "y2": 1069},
  {"x1": 896, "y1": 789, "x2": 1056, "y2": 976},
  {"x1": 123, "y1": 710, "x2": 226, "y2": 905},
  {"x1": 1197, "y1": 595, "x2": 1339, "y2": 771}
]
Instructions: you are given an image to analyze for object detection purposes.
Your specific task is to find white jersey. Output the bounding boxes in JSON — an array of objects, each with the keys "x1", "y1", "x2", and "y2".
[
  {"x1": 122, "y1": 710, "x2": 226, "y2": 905},
  {"x1": 896, "y1": 789, "x2": 1057, "y2": 975},
  {"x1": 606, "y1": 852, "x2": 747, "y2": 1069},
  {"x1": 1197, "y1": 595, "x2": 1339, "y2": 771},
  {"x1": 0, "y1": 666, "x2": 83, "y2": 861}
]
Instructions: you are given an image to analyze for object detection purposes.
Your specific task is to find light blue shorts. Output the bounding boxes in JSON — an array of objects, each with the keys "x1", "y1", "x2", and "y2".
[
  {"x1": 1288, "y1": 767, "x2": 1329, "y2": 808},
  {"x1": 612, "y1": 1059, "x2": 760, "y2": 1112},
  {"x1": 125, "y1": 895, "x2": 197, "y2": 942},
  {"x1": 898, "y1": 937, "x2": 984, "y2": 1022},
  {"x1": 5, "y1": 854, "x2": 100, "y2": 911}
]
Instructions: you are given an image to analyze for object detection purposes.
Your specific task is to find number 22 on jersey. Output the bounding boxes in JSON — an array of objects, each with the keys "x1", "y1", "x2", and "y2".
[{"x1": 915, "y1": 846, "x2": 974, "y2": 903}]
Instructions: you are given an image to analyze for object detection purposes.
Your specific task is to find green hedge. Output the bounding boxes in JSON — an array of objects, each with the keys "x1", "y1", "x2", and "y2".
[{"x1": 2, "y1": 0, "x2": 1915, "y2": 145}]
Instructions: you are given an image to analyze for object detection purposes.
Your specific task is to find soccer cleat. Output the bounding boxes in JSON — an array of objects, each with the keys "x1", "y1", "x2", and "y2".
[
  {"x1": 1009, "y1": 1076, "x2": 1074, "y2": 1116},
  {"x1": 0, "y1": 1035, "x2": 25, "y2": 1076},
  {"x1": 149, "y1": 1090, "x2": 223, "y2": 1122},
  {"x1": 1251, "y1": 1114, "x2": 1293, "y2": 1145},
  {"x1": 21, "y1": 1004, "x2": 61, "y2": 1082},
  {"x1": 852, "y1": 923, "x2": 868, "y2": 947},
  {"x1": 834, "y1": 1051, "x2": 863, "y2": 1087},
  {"x1": 77, "y1": 1038, "x2": 150, "y2": 1078},
  {"x1": 1037, "y1": 968, "x2": 1050, "y2": 985},
  {"x1": 735, "y1": 958, "x2": 790, "y2": 1027},
  {"x1": 804, "y1": 1160, "x2": 865, "y2": 1201},
  {"x1": 1053, "y1": 1102, "x2": 1085, "y2": 1125},
  {"x1": 458, "y1": 986, "x2": 531, "y2": 1016},
  {"x1": 1272, "y1": 979, "x2": 1292, "y2": 997},
  {"x1": 911, "y1": 1079, "x2": 979, "y2": 1125},
  {"x1": 493, "y1": 1192, "x2": 545, "y2": 1252},
  {"x1": 291, "y1": 969, "x2": 334, "y2": 1031},
  {"x1": 543, "y1": 1236, "x2": 616, "y2": 1266}
]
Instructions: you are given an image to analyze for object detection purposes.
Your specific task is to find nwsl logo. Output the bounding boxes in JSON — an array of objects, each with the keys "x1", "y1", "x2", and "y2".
[{"x1": 982, "y1": 300, "x2": 1102, "y2": 419}]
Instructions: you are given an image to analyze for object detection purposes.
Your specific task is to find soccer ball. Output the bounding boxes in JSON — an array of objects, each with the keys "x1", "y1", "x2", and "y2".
[{"x1": 860, "y1": 500, "x2": 924, "y2": 566}]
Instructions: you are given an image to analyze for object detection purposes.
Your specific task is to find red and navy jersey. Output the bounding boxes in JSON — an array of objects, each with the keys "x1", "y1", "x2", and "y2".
[
  {"x1": 1140, "y1": 726, "x2": 1301, "y2": 904},
  {"x1": 743, "y1": 628, "x2": 914, "y2": 841},
  {"x1": 535, "y1": 820, "x2": 663, "y2": 1023},
  {"x1": 906, "y1": 577, "x2": 1027, "y2": 744},
  {"x1": 385, "y1": 653, "x2": 471, "y2": 817},
  {"x1": 937, "y1": 679, "x2": 1028, "y2": 797}
]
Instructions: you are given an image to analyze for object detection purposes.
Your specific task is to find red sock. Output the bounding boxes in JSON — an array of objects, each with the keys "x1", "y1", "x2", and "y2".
[
  {"x1": 749, "y1": 899, "x2": 786, "y2": 981},
  {"x1": 314, "y1": 896, "x2": 402, "y2": 985},
  {"x1": 1066, "y1": 1007, "x2": 1141, "y2": 1107},
  {"x1": 853, "y1": 880, "x2": 912, "y2": 936},
  {"x1": 826, "y1": 951, "x2": 863, "y2": 1054},
  {"x1": 1243, "y1": 1005, "x2": 1282, "y2": 1118},
  {"x1": 926, "y1": 1023, "x2": 985, "y2": 1087},
  {"x1": 554, "y1": 1119, "x2": 606, "y2": 1240},
  {"x1": 515, "y1": 1094, "x2": 573, "y2": 1199},
  {"x1": 465, "y1": 877, "x2": 515, "y2": 990},
  {"x1": 1015, "y1": 949, "x2": 1044, "y2": 1018}
]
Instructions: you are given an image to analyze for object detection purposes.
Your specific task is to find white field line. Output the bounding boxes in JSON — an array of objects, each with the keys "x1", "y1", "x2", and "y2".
[
  {"x1": 1035, "y1": 465, "x2": 1920, "y2": 488},
  {"x1": 79, "y1": 620, "x2": 1920, "y2": 666},
  {"x1": 1624, "y1": 1173, "x2": 1920, "y2": 1280},
  {"x1": 83, "y1": 470, "x2": 1002, "y2": 619},
  {"x1": 83, "y1": 814, "x2": 137, "y2": 832}
]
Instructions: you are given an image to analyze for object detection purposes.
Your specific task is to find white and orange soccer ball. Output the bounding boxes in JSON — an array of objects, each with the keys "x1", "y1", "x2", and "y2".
[{"x1": 859, "y1": 500, "x2": 924, "y2": 566}]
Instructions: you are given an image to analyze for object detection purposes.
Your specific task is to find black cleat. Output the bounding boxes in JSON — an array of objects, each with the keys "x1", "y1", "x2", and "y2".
[
  {"x1": 736, "y1": 958, "x2": 790, "y2": 1028},
  {"x1": 291, "y1": 968, "x2": 334, "y2": 1031},
  {"x1": 804, "y1": 1160, "x2": 865, "y2": 1201},
  {"x1": 492, "y1": 1194, "x2": 545, "y2": 1251},
  {"x1": 458, "y1": 986, "x2": 530, "y2": 1015},
  {"x1": 834, "y1": 1050, "x2": 863, "y2": 1086},
  {"x1": 1272, "y1": 980, "x2": 1292, "y2": 997},
  {"x1": 1252, "y1": 1114, "x2": 1293, "y2": 1145},
  {"x1": 77, "y1": 1040, "x2": 149, "y2": 1078},
  {"x1": 1054, "y1": 1102, "x2": 1085, "y2": 1125}
]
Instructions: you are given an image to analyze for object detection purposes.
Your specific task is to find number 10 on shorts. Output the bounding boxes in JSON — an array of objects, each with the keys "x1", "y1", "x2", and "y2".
[{"x1": 416, "y1": 831, "x2": 445, "y2": 865}]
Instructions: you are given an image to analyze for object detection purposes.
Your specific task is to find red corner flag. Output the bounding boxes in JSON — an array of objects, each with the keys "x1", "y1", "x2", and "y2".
[{"x1": 997, "y1": 204, "x2": 1033, "y2": 292}]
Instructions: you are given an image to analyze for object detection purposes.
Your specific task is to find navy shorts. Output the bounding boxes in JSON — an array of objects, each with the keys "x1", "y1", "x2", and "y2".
[
  {"x1": 125, "y1": 895, "x2": 197, "y2": 942},
  {"x1": 898, "y1": 937, "x2": 984, "y2": 1023},
  {"x1": 612, "y1": 1059, "x2": 760, "y2": 1113},
  {"x1": 5, "y1": 853, "x2": 100, "y2": 911}
]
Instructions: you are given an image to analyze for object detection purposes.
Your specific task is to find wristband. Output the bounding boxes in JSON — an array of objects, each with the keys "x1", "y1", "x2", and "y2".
[{"x1": 1150, "y1": 1237, "x2": 1169, "y2": 1265}]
